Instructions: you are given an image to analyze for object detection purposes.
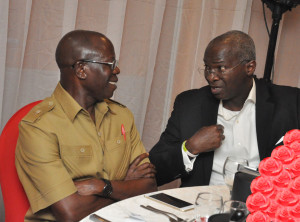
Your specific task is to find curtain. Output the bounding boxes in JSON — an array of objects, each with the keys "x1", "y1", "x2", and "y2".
[
  {"x1": 0, "y1": 0, "x2": 300, "y2": 216},
  {"x1": 1, "y1": 0, "x2": 300, "y2": 141}
]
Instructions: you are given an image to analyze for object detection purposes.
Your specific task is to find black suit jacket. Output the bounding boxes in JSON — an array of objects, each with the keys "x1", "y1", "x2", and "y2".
[{"x1": 149, "y1": 78, "x2": 300, "y2": 187}]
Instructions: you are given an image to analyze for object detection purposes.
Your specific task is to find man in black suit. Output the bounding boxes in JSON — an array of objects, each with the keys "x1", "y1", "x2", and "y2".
[{"x1": 149, "y1": 30, "x2": 300, "y2": 187}]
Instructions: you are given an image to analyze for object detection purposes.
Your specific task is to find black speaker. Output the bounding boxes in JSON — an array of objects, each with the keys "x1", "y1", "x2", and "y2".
[{"x1": 231, "y1": 166, "x2": 260, "y2": 203}]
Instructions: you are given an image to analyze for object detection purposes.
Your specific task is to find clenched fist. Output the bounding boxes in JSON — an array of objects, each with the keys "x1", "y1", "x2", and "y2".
[{"x1": 185, "y1": 124, "x2": 225, "y2": 155}]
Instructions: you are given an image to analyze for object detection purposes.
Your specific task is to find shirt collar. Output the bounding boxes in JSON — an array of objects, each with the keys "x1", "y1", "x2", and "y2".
[
  {"x1": 218, "y1": 79, "x2": 256, "y2": 117},
  {"x1": 53, "y1": 83, "x2": 114, "y2": 122},
  {"x1": 247, "y1": 78, "x2": 256, "y2": 104}
]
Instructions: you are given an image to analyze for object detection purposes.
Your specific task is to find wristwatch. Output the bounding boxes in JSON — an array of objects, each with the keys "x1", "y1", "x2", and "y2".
[{"x1": 101, "y1": 178, "x2": 113, "y2": 197}]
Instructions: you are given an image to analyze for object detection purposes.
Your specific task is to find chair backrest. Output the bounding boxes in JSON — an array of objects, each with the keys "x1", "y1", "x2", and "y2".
[{"x1": 0, "y1": 101, "x2": 42, "y2": 222}]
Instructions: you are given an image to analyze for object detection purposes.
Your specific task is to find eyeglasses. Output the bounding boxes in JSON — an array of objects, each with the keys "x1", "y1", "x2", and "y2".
[
  {"x1": 199, "y1": 60, "x2": 248, "y2": 76},
  {"x1": 72, "y1": 59, "x2": 119, "y2": 71}
]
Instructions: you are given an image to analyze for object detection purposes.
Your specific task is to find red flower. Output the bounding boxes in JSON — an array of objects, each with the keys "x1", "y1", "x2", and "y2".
[
  {"x1": 284, "y1": 129, "x2": 300, "y2": 146},
  {"x1": 289, "y1": 141, "x2": 300, "y2": 157},
  {"x1": 246, "y1": 211, "x2": 270, "y2": 222},
  {"x1": 290, "y1": 159, "x2": 300, "y2": 178},
  {"x1": 275, "y1": 207, "x2": 297, "y2": 222},
  {"x1": 271, "y1": 145, "x2": 295, "y2": 166},
  {"x1": 264, "y1": 199, "x2": 280, "y2": 219},
  {"x1": 289, "y1": 201, "x2": 300, "y2": 218},
  {"x1": 273, "y1": 170, "x2": 293, "y2": 190},
  {"x1": 276, "y1": 189, "x2": 299, "y2": 207},
  {"x1": 259, "y1": 157, "x2": 283, "y2": 177},
  {"x1": 247, "y1": 129, "x2": 300, "y2": 222},
  {"x1": 250, "y1": 176, "x2": 275, "y2": 198},
  {"x1": 288, "y1": 176, "x2": 300, "y2": 195},
  {"x1": 246, "y1": 192, "x2": 270, "y2": 213}
]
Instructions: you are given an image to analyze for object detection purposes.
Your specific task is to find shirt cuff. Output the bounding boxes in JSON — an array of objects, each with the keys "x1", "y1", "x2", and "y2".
[{"x1": 181, "y1": 141, "x2": 198, "y2": 172}]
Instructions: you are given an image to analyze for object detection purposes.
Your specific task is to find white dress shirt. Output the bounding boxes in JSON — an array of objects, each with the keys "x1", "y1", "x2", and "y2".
[{"x1": 182, "y1": 80, "x2": 260, "y2": 185}]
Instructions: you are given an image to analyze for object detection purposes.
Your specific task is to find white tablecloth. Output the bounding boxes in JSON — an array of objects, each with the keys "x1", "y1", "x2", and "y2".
[{"x1": 80, "y1": 185, "x2": 230, "y2": 222}]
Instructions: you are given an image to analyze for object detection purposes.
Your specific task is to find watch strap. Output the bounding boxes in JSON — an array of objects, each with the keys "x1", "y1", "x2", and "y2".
[{"x1": 101, "y1": 178, "x2": 113, "y2": 197}]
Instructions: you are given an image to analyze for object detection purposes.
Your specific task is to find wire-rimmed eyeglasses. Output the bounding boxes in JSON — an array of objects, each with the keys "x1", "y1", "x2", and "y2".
[
  {"x1": 72, "y1": 59, "x2": 119, "y2": 71},
  {"x1": 198, "y1": 60, "x2": 249, "y2": 76}
]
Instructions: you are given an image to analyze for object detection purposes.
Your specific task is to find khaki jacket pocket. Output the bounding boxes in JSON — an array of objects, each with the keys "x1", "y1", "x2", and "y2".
[
  {"x1": 60, "y1": 145, "x2": 96, "y2": 178},
  {"x1": 104, "y1": 136, "x2": 130, "y2": 180},
  {"x1": 105, "y1": 135, "x2": 126, "y2": 152}
]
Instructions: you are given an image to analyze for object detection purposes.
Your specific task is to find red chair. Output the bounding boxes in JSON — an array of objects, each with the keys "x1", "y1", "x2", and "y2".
[{"x1": 0, "y1": 101, "x2": 42, "y2": 222}]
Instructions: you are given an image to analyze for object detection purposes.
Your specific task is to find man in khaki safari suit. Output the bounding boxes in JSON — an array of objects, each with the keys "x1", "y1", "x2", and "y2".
[{"x1": 16, "y1": 30, "x2": 157, "y2": 221}]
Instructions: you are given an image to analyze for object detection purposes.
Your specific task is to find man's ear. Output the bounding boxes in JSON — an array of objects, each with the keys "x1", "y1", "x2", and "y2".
[
  {"x1": 74, "y1": 63, "x2": 87, "y2": 80},
  {"x1": 246, "y1": 60, "x2": 256, "y2": 76}
]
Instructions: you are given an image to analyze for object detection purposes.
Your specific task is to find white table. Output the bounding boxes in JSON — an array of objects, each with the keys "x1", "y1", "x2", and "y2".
[{"x1": 80, "y1": 185, "x2": 230, "y2": 222}]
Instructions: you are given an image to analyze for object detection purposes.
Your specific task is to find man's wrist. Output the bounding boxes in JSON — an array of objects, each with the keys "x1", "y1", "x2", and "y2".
[
  {"x1": 101, "y1": 178, "x2": 113, "y2": 197},
  {"x1": 183, "y1": 140, "x2": 198, "y2": 158}
]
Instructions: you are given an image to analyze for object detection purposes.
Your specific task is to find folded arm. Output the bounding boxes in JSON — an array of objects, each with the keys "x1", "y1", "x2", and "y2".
[
  {"x1": 51, "y1": 178, "x2": 156, "y2": 222},
  {"x1": 51, "y1": 153, "x2": 157, "y2": 221}
]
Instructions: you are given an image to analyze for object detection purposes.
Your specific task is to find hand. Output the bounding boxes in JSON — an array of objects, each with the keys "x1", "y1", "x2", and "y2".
[
  {"x1": 74, "y1": 178, "x2": 103, "y2": 196},
  {"x1": 125, "y1": 153, "x2": 157, "y2": 180},
  {"x1": 186, "y1": 124, "x2": 225, "y2": 154}
]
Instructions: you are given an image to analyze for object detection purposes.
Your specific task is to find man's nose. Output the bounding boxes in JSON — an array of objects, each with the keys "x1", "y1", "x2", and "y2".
[
  {"x1": 206, "y1": 71, "x2": 219, "y2": 81},
  {"x1": 113, "y1": 66, "x2": 120, "y2": 75}
]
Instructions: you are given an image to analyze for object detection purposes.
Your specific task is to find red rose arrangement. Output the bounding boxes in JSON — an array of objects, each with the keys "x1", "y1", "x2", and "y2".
[{"x1": 246, "y1": 129, "x2": 300, "y2": 222}]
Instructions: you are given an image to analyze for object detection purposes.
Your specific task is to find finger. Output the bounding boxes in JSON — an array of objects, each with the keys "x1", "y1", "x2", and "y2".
[
  {"x1": 134, "y1": 167, "x2": 157, "y2": 177},
  {"x1": 130, "y1": 153, "x2": 149, "y2": 168},
  {"x1": 148, "y1": 163, "x2": 156, "y2": 169},
  {"x1": 146, "y1": 166, "x2": 157, "y2": 174},
  {"x1": 137, "y1": 162, "x2": 156, "y2": 169},
  {"x1": 144, "y1": 173, "x2": 156, "y2": 178},
  {"x1": 216, "y1": 124, "x2": 224, "y2": 130},
  {"x1": 137, "y1": 166, "x2": 157, "y2": 174},
  {"x1": 147, "y1": 166, "x2": 157, "y2": 174},
  {"x1": 216, "y1": 125, "x2": 224, "y2": 135},
  {"x1": 135, "y1": 162, "x2": 151, "y2": 170}
]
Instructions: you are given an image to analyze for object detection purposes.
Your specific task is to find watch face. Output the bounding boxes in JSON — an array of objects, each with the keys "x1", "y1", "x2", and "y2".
[{"x1": 102, "y1": 179, "x2": 113, "y2": 197}]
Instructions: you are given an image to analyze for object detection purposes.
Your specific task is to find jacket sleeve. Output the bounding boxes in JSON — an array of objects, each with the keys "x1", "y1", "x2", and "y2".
[{"x1": 149, "y1": 95, "x2": 188, "y2": 186}]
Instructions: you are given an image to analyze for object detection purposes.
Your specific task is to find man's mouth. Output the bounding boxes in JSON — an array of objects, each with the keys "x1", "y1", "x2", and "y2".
[
  {"x1": 210, "y1": 86, "x2": 222, "y2": 94},
  {"x1": 108, "y1": 80, "x2": 118, "y2": 90},
  {"x1": 109, "y1": 81, "x2": 117, "y2": 85}
]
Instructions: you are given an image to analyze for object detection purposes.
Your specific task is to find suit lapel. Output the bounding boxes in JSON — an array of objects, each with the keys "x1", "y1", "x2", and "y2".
[
  {"x1": 255, "y1": 78, "x2": 275, "y2": 159},
  {"x1": 196, "y1": 89, "x2": 219, "y2": 184},
  {"x1": 202, "y1": 93, "x2": 219, "y2": 126}
]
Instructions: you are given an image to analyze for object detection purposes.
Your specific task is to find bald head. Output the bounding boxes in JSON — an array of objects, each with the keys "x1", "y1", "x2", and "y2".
[
  {"x1": 55, "y1": 30, "x2": 113, "y2": 69},
  {"x1": 205, "y1": 30, "x2": 256, "y2": 62}
]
